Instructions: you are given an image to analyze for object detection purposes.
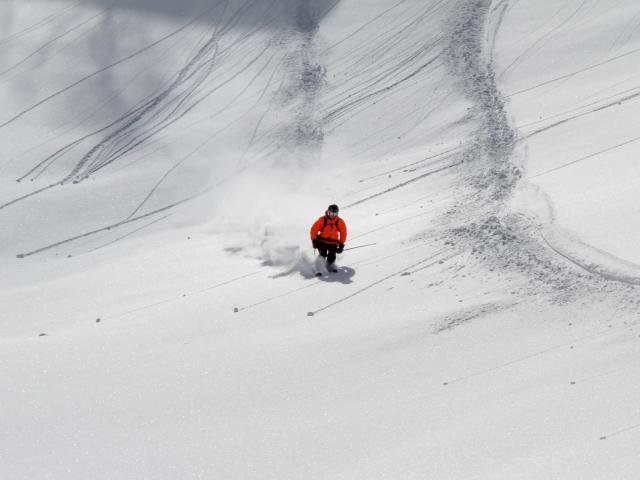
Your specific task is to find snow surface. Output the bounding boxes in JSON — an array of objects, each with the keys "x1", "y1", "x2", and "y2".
[{"x1": 2, "y1": 0, "x2": 640, "y2": 478}]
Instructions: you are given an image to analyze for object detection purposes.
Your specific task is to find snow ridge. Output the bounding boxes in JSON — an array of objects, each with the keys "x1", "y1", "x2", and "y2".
[
  {"x1": 445, "y1": 0, "x2": 518, "y2": 205},
  {"x1": 442, "y1": 0, "x2": 640, "y2": 295}
]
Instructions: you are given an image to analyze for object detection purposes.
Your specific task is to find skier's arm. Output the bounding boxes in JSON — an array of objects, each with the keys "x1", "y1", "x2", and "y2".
[
  {"x1": 339, "y1": 221, "x2": 347, "y2": 244},
  {"x1": 310, "y1": 218, "x2": 323, "y2": 241}
]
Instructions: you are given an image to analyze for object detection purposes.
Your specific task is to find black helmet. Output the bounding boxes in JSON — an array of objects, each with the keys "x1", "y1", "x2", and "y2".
[{"x1": 328, "y1": 204, "x2": 339, "y2": 214}]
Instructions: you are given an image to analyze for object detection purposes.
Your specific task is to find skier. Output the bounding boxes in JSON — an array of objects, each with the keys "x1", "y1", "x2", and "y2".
[{"x1": 310, "y1": 204, "x2": 347, "y2": 272}]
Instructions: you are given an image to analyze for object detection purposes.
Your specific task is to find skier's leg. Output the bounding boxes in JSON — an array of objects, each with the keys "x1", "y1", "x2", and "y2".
[
  {"x1": 326, "y1": 245, "x2": 337, "y2": 265},
  {"x1": 314, "y1": 243, "x2": 330, "y2": 275},
  {"x1": 314, "y1": 255, "x2": 326, "y2": 274},
  {"x1": 317, "y1": 243, "x2": 328, "y2": 258}
]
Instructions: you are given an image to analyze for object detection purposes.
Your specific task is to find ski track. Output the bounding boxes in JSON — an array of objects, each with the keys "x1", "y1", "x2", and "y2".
[
  {"x1": 520, "y1": 86, "x2": 640, "y2": 139},
  {"x1": 102, "y1": 270, "x2": 264, "y2": 322},
  {"x1": 307, "y1": 250, "x2": 459, "y2": 317},
  {"x1": 356, "y1": 146, "x2": 460, "y2": 183},
  {"x1": 498, "y1": 0, "x2": 588, "y2": 80},
  {"x1": 0, "y1": 10, "x2": 107, "y2": 79},
  {"x1": 13, "y1": 183, "x2": 216, "y2": 258},
  {"x1": 345, "y1": 161, "x2": 462, "y2": 209},
  {"x1": 443, "y1": 323, "x2": 638, "y2": 386},
  {"x1": 0, "y1": 0, "x2": 86, "y2": 48},
  {"x1": 532, "y1": 133, "x2": 640, "y2": 179},
  {"x1": 85, "y1": 214, "x2": 173, "y2": 254},
  {"x1": 235, "y1": 246, "x2": 455, "y2": 315},
  {"x1": 506, "y1": 44, "x2": 640, "y2": 98}
]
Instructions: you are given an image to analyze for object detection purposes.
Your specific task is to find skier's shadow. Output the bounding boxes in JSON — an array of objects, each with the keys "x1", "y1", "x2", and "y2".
[{"x1": 318, "y1": 266, "x2": 356, "y2": 284}]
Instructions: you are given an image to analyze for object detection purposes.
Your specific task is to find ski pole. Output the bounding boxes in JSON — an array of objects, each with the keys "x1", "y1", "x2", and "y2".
[{"x1": 344, "y1": 243, "x2": 377, "y2": 252}]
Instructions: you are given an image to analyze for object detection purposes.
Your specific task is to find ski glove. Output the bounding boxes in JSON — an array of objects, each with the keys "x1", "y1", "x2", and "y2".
[
  {"x1": 336, "y1": 243, "x2": 344, "y2": 254},
  {"x1": 312, "y1": 238, "x2": 320, "y2": 249}
]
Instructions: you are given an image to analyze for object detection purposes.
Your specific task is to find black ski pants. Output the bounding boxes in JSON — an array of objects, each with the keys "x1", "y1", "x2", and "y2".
[{"x1": 316, "y1": 241, "x2": 338, "y2": 265}]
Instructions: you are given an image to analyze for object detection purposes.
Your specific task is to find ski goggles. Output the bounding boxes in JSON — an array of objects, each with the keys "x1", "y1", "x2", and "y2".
[{"x1": 327, "y1": 211, "x2": 338, "y2": 217}]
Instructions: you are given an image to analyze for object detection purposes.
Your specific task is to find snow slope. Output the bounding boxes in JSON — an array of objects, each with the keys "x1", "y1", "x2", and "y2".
[{"x1": 2, "y1": 1, "x2": 640, "y2": 478}]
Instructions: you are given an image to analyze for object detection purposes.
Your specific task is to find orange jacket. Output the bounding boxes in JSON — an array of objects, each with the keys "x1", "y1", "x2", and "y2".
[{"x1": 310, "y1": 213, "x2": 347, "y2": 245}]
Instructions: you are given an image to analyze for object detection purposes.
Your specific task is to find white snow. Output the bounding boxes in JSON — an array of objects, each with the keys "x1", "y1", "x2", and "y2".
[{"x1": 2, "y1": 1, "x2": 640, "y2": 478}]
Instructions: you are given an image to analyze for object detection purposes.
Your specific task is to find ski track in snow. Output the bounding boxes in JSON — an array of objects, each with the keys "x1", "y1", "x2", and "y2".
[
  {"x1": 493, "y1": 1, "x2": 640, "y2": 291},
  {"x1": 443, "y1": 322, "x2": 639, "y2": 386}
]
